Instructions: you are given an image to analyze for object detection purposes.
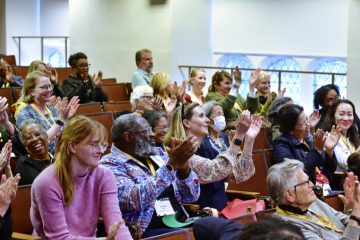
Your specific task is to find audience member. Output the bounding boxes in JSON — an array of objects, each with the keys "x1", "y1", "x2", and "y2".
[
  {"x1": 16, "y1": 71, "x2": 80, "y2": 153},
  {"x1": 271, "y1": 104, "x2": 340, "y2": 194},
  {"x1": 31, "y1": 116, "x2": 132, "y2": 239},
  {"x1": 0, "y1": 97, "x2": 27, "y2": 156},
  {"x1": 0, "y1": 140, "x2": 13, "y2": 179},
  {"x1": 142, "y1": 110, "x2": 168, "y2": 154},
  {"x1": 205, "y1": 67, "x2": 259, "y2": 127},
  {"x1": 184, "y1": 69, "x2": 207, "y2": 105},
  {"x1": 100, "y1": 114, "x2": 200, "y2": 238},
  {"x1": 0, "y1": 56, "x2": 24, "y2": 88},
  {"x1": 62, "y1": 52, "x2": 108, "y2": 103},
  {"x1": 15, "y1": 119, "x2": 54, "y2": 186},
  {"x1": 269, "y1": 159, "x2": 360, "y2": 239},
  {"x1": 131, "y1": 48, "x2": 154, "y2": 89},
  {"x1": 165, "y1": 103, "x2": 259, "y2": 211},
  {"x1": 323, "y1": 99, "x2": 360, "y2": 172},
  {"x1": 267, "y1": 97, "x2": 293, "y2": 140},
  {"x1": 314, "y1": 84, "x2": 360, "y2": 131}
]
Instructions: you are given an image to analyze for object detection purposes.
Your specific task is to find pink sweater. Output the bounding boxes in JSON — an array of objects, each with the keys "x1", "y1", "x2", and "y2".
[{"x1": 30, "y1": 165, "x2": 132, "y2": 240}]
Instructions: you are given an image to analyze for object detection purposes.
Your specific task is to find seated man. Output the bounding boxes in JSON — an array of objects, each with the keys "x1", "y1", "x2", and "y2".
[
  {"x1": 131, "y1": 49, "x2": 154, "y2": 89},
  {"x1": 0, "y1": 56, "x2": 24, "y2": 88},
  {"x1": 100, "y1": 113, "x2": 200, "y2": 238},
  {"x1": 268, "y1": 159, "x2": 360, "y2": 239}
]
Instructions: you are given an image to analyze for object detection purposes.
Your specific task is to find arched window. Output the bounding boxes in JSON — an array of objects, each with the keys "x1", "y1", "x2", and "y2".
[
  {"x1": 48, "y1": 50, "x2": 64, "y2": 68},
  {"x1": 313, "y1": 60, "x2": 347, "y2": 98},
  {"x1": 221, "y1": 56, "x2": 254, "y2": 97},
  {"x1": 266, "y1": 58, "x2": 301, "y2": 104}
]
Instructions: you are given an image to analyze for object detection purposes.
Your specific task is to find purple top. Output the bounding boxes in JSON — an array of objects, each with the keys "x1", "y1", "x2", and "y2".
[{"x1": 30, "y1": 165, "x2": 132, "y2": 240}]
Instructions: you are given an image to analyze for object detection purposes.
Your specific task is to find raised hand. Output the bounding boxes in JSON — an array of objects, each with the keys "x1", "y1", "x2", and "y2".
[
  {"x1": 0, "y1": 97, "x2": 9, "y2": 126},
  {"x1": 54, "y1": 97, "x2": 61, "y2": 110},
  {"x1": 245, "y1": 114, "x2": 262, "y2": 140},
  {"x1": 200, "y1": 95, "x2": 205, "y2": 104},
  {"x1": 177, "y1": 80, "x2": 186, "y2": 102},
  {"x1": 267, "y1": 91, "x2": 273, "y2": 104},
  {"x1": 46, "y1": 96, "x2": 57, "y2": 108},
  {"x1": 338, "y1": 172, "x2": 357, "y2": 208},
  {"x1": 0, "y1": 140, "x2": 11, "y2": 172},
  {"x1": 234, "y1": 110, "x2": 251, "y2": 140},
  {"x1": 166, "y1": 135, "x2": 198, "y2": 171},
  {"x1": 276, "y1": 88, "x2": 286, "y2": 98},
  {"x1": 260, "y1": 116, "x2": 270, "y2": 128},
  {"x1": 227, "y1": 130, "x2": 236, "y2": 143},
  {"x1": 313, "y1": 129, "x2": 326, "y2": 153},
  {"x1": 50, "y1": 65, "x2": 58, "y2": 85},
  {"x1": 106, "y1": 220, "x2": 122, "y2": 240},
  {"x1": 166, "y1": 96, "x2": 177, "y2": 115},
  {"x1": 67, "y1": 96, "x2": 80, "y2": 120},
  {"x1": 309, "y1": 110, "x2": 321, "y2": 132},
  {"x1": 152, "y1": 97, "x2": 163, "y2": 111},
  {"x1": 92, "y1": 71, "x2": 103, "y2": 87},
  {"x1": 249, "y1": 68, "x2": 261, "y2": 92},
  {"x1": 54, "y1": 131, "x2": 63, "y2": 159},
  {"x1": 234, "y1": 66, "x2": 242, "y2": 85},
  {"x1": 4, "y1": 63, "x2": 13, "y2": 83},
  {"x1": 324, "y1": 125, "x2": 341, "y2": 152},
  {"x1": 57, "y1": 97, "x2": 70, "y2": 122},
  {"x1": 0, "y1": 174, "x2": 21, "y2": 217}
]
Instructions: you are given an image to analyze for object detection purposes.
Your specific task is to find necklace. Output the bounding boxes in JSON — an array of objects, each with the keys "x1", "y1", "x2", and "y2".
[{"x1": 76, "y1": 168, "x2": 89, "y2": 189}]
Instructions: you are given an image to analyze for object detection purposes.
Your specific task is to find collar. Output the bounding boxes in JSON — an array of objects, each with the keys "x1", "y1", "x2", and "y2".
[
  {"x1": 137, "y1": 68, "x2": 152, "y2": 76},
  {"x1": 278, "y1": 204, "x2": 308, "y2": 215},
  {"x1": 155, "y1": 142, "x2": 165, "y2": 151},
  {"x1": 283, "y1": 132, "x2": 313, "y2": 147}
]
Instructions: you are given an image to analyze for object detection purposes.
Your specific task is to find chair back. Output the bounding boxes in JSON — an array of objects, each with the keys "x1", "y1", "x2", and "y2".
[
  {"x1": 3, "y1": 55, "x2": 17, "y2": 65},
  {"x1": 143, "y1": 229, "x2": 191, "y2": 240},
  {"x1": 323, "y1": 192, "x2": 345, "y2": 212},
  {"x1": 255, "y1": 208, "x2": 276, "y2": 220},
  {"x1": 12, "y1": 87, "x2": 22, "y2": 102},
  {"x1": 11, "y1": 185, "x2": 33, "y2": 234},
  {"x1": 103, "y1": 101, "x2": 133, "y2": 116},
  {"x1": 102, "y1": 78, "x2": 116, "y2": 84},
  {"x1": 102, "y1": 83, "x2": 128, "y2": 102},
  {"x1": 84, "y1": 112, "x2": 114, "y2": 144},
  {"x1": 125, "y1": 82, "x2": 133, "y2": 99},
  {"x1": 14, "y1": 66, "x2": 29, "y2": 80},
  {"x1": 76, "y1": 102, "x2": 102, "y2": 115},
  {"x1": 229, "y1": 213, "x2": 254, "y2": 224},
  {"x1": 265, "y1": 148, "x2": 275, "y2": 167},
  {"x1": 227, "y1": 150, "x2": 270, "y2": 196},
  {"x1": 10, "y1": 156, "x2": 20, "y2": 176},
  {"x1": 55, "y1": 67, "x2": 73, "y2": 81}
]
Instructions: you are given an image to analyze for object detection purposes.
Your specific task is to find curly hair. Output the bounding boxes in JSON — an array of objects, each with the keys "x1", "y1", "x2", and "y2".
[
  {"x1": 313, "y1": 84, "x2": 340, "y2": 110},
  {"x1": 68, "y1": 52, "x2": 87, "y2": 67},
  {"x1": 208, "y1": 70, "x2": 232, "y2": 92}
]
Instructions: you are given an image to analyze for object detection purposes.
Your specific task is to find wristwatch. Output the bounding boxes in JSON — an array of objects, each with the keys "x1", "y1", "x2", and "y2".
[
  {"x1": 350, "y1": 215, "x2": 360, "y2": 225},
  {"x1": 232, "y1": 138, "x2": 242, "y2": 146},
  {"x1": 56, "y1": 119, "x2": 64, "y2": 126},
  {"x1": 233, "y1": 84, "x2": 239, "y2": 89}
]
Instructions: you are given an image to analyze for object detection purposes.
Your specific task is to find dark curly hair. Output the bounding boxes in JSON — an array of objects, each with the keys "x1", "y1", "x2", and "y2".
[
  {"x1": 347, "y1": 152, "x2": 360, "y2": 176},
  {"x1": 313, "y1": 84, "x2": 340, "y2": 110},
  {"x1": 208, "y1": 70, "x2": 232, "y2": 92},
  {"x1": 267, "y1": 104, "x2": 303, "y2": 133},
  {"x1": 237, "y1": 216, "x2": 305, "y2": 240},
  {"x1": 323, "y1": 99, "x2": 360, "y2": 149},
  {"x1": 68, "y1": 52, "x2": 87, "y2": 67}
]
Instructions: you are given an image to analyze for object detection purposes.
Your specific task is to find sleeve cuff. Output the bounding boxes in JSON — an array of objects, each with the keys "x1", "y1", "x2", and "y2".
[
  {"x1": 229, "y1": 89, "x2": 238, "y2": 97},
  {"x1": 248, "y1": 92, "x2": 256, "y2": 98},
  {"x1": 176, "y1": 168, "x2": 197, "y2": 186}
]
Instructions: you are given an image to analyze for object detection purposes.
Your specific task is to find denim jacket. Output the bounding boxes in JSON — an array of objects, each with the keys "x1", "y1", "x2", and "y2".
[{"x1": 99, "y1": 145, "x2": 200, "y2": 233}]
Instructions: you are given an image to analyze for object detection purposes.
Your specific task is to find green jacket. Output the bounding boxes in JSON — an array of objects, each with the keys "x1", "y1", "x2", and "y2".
[
  {"x1": 205, "y1": 92, "x2": 259, "y2": 123},
  {"x1": 255, "y1": 92, "x2": 277, "y2": 117}
]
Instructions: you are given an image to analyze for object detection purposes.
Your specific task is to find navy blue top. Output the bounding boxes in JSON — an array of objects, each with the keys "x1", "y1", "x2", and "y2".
[
  {"x1": 194, "y1": 132, "x2": 230, "y2": 211},
  {"x1": 273, "y1": 132, "x2": 337, "y2": 190}
]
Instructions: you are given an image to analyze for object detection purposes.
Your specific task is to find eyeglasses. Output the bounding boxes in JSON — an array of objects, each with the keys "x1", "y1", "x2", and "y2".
[
  {"x1": 129, "y1": 126, "x2": 153, "y2": 135},
  {"x1": 325, "y1": 95, "x2": 339, "y2": 103},
  {"x1": 77, "y1": 64, "x2": 91, "y2": 68},
  {"x1": 24, "y1": 130, "x2": 44, "y2": 142},
  {"x1": 296, "y1": 117, "x2": 310, "y2": 129},
  {"x1": 141, "y1": 96, "x2": 154, "y2": 100},
  {"x1": 155, "y1": 125, "x2": 168, "y2": 132},
  {"x1": 294, "y1": 178, "x2": 311, "y2": 189},
  {"x1": 35, "y1": 84, "x2": 54, "y2": 91},
  {"x1": 88, "y1": 142, "x2": 108, "y2": 153}
]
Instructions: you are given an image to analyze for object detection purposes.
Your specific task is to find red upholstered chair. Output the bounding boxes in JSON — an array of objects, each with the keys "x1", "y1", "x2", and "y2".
[
  {"x1": 55, "y1": 67, "x2": 73, "y2": 81},
  {"x1": 102, "y1": 83, "x2": 128, "y2": 102},
  {"x1": 84, "y1": 112, "x2": 114, "y2": 144},
  {"x1": 102, "y1": 78, "x2": 116, "y2": 84},
  {"x1": 76, "y1": 102, "x2": 102, "y2": 115},
  {"x1": 3, "y1": 55, "x2": 16, "y2": 65},
  {"x1": 103, "y1": 101, "x2": 133, "y2": 117},
  {"x1": 14, "y1": 66, "x2": 29, "y2": 80}
]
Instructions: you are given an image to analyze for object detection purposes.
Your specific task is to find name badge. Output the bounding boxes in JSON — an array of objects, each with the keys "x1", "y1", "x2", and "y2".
[{"x1": 154, "y1": 198, "x2": 175, "y2": 217}]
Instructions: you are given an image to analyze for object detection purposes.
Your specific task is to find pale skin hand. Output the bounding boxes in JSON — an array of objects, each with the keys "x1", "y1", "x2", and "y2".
[
  {"x1": 46, "y1": 96, "x2": 57, "y2": 108},
  {"x1": 339, "y1": 172, "x2": 357, "y2": 208},
  {"x1": 227, "y1": 130, "x2": 236, "y2": 143},
  {"x1": 249, "y1": 68, "x2": 260, "y2": 92},
  {"x1": 106, "y1": 220, "x2": 122, "y2": 240},
  {"x1": 152, "y1": 97, "x2": 163, "y2": 111},
  {"x1": 92, "y1": 71, "x2": 103, "y2": 88},
  {"x1": 44, "y1": 63, "x2": 58, "y2": 85},
  {"x1": 228, "y1": 111, "x2": 251, "y2": 153},
  {"x1": 0, "y1": 97, "x2": 15, "y2": 136},
  {"x1": 243, "y1": 114, "x2": 262, "y2": 155},
  {"x1": 234, "y1": 66, "x2": 242, "y2": 85},
  {"x1": 324, "y1": 125, "x2": 341, "y2": 158},
  {"x1": 67, "y1": 96, "x2": 80, "y2": 120},
  {"x1": 57, "y1": 97, "x2": 70, "y2": 122},
  {"x1": 312, "y1": 129, "x2": 326, "y2": 154},
  {"x1": 309, "y1": 109, "x2": 321, "y2": 132},
  {"x1": 0, "y1": 174, "x2": 21, "y2": 217},
  {"x1": 0, "y1": 141, "x2": 12, "y2": 175},
  {"x1": 200, "y1": 95, "x2": 205, "y2": 104},
  {"x1": 260, "y1": 116, "x2": 270, "y2": 128},
  {"x1": 4, "y1": 63, "x2": 13, "y2": 84},
  {"x1": 177, "y1": 80, "x2": 186, "y2": 103}
]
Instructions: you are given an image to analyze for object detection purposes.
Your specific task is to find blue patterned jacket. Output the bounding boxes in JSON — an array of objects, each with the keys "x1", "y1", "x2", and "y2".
[{"x1": 99, "y1": 145, "x2": 200, "y2": 234}]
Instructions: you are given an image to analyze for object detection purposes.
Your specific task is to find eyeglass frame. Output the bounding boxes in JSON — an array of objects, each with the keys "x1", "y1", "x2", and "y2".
[
  {"x1": 295, "y1": 116, "x2": 310, "y2": 129},
  {"x1": 88, "y1": 142, "x2": 108, "y2": 153},
  {"x1": 77, "y1": 64, "x2": 91, "y2": 68},
  {"x1": 34, "y1": 84, "x2": 54, "y2": 92},
  {"x1": 140, "y1": 96, "x2": 154, "y2": 100},
  {"x1": 293, "y1": 178, "x2": 311, "y2": 190},
  {"x1": 325, "y1": 95, "x2": 339, "y2": 104},
  {"x1": 154, "y1": 124, "x2": 168, "y2": 132},
  {"x1": 128, "y1": 126, "x2": 153, "y2": 135},
  {"x1": 24, "y1": 130, "x2": 45, "y2": 142}
]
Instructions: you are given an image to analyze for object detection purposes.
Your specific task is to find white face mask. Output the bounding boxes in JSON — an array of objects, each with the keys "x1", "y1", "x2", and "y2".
[{"x1": 209, "y1": 116, "x2": 226, "y2": 132}]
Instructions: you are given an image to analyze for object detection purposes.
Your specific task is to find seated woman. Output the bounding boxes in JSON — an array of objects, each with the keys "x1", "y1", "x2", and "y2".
[
  {"x1": 200, "y1": 101, "x2": 229, "y2": 155},
  {"x1": 62, "y1": 52, "x2": 108, "y2": 103},
  {"x1": 16, "y1": 71, "x2": 79, "y2": 153},
  {"x1": 165, "y1": 103, "x2": 260, "y2": 211},
  {"x1": 266, "y1": 97, "x2": 293, "y2": 140},
  {"x1": 184, "y1": 69, "x2": 207, "y2": 105},
  {"x1": 323, "y1": 99, "x2": 360, "y2": 172},
  {"x1": 30, "y1": 115, "x2": 132, "y2": 239},
  {"x1": 205, "y1": 67, "x2": 259, "y2": 127},
  {"x1": 15, "y1": 119, "x2": 53, "y2": 186},
  {"x1": 0, "y1": 56, "x2": 24, "y2": 88},
  {"x1": 271, "y1": 104, "x2": 341, "y2": 194}
]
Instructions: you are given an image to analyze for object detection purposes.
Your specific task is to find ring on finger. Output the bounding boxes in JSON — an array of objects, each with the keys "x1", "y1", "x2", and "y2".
[{"x1": 189, "y1": 148, "x2": 192, "y2": 153}]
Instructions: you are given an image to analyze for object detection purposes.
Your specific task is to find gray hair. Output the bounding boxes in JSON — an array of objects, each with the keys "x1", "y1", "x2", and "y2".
[
  {"x1": 142, "y1": 110, "x2": 167, "y2": 129},
  {"x1": 130, "y1": 85, "x2": 154, "y2": 109},
  {"x1": 18, "y1": 119, "x2": 47, "y2": 144},
  {"x1": 111, "y1": 113, "x2": 141, "y2": 143},
  {"x1": 267, "y1": 159, "x2": 304, "y2": 205},
  {"x1": 202, "y1": 101, "x2": 222, "y2": 118},
  {"x1": 135, "y1": 48, "x2": 152, "y2": 66},
  {"x1": 267, "y1": 97, "x2": 292, "y2": 123}
]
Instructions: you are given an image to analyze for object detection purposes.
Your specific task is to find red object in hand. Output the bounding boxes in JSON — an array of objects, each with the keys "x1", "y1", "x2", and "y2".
[{"x1": 184, "y1": 94, "x2": 192, "y2": 103}]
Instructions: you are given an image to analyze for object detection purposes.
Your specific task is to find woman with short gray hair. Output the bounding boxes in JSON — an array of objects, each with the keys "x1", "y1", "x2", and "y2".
[{"x1": 130, "y1": 85, "x2": 155, "y2": 115}]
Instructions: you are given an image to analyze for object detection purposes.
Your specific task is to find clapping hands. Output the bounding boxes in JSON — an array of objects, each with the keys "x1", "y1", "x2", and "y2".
[
  {"x1": 0, "y1": 141, "x2": 11, "y2": 173},
  {"x1": 249, "y1": 68, "x2": 261, "y2": 91},
  {"x1": 234, "y1": 110, "x2": 252, "y2": 140},
  {"x1": 309, "y1": 110, "x2": 321, "y2": 132},
  {"x1": 245, "y1": 114, "x2": 262, "y2": 140}
]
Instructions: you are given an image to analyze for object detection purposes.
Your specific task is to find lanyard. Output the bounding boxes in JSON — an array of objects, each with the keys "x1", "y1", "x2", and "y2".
[
  {"x1": 1, "y1": 82, "x2": 9, "y2": 88},
  {"x1": 30, "y1": 103, "x2": 55, "y2": 127},
  {"x1": 215, "y1": 91, "x2": 242, "y2": 113},
  {"x1": 276, "y1": 206, "x2": 343, "y2": 233},
  {"x1": 303, "y1": 140, "x2": 323, "y2": 182},
  {"x1": 340, "y1": 135, "x2": 355, "y2": 153},
  {"x1": 123, "y1": 152, "x2": 156, "y2": 175}
]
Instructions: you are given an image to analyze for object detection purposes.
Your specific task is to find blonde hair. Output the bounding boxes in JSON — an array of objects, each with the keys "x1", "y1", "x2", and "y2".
[
  {"x1": 21, "y1": 70, "x2": 48, "y2": 104},
  {"x1": 164, "y1": 103, "x2": 200, "y2": 147},
  {"x1": 187, "y1": 69, "x2": 206, "y2": 85},
  {"x1": 208, "y1": 71, "x2": 232, "y2": 92},
  {"x1": 28, "y1": 60, "x2": 46, "y2": 73},
  {"x1": 55, "y1": 115, "x2": 108, "y2": 206},
  {"x1": 150, "y1": 72, "x2": 170, "y2": 97},
  {"x1": 256, "y1": 71, "x2": 271, "y2": 86}
]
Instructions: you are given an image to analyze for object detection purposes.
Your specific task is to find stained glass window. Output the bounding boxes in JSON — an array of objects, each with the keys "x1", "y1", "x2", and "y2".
[
  {"x1": 266, "y1": 58, "x2": 301, "y2": 104},
  {"x1": 222, "y1": 56, "x2": 254, "y2": 97},
  {"x1": 313, "y1": 60, "x2": 347, "y2": 98}
]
